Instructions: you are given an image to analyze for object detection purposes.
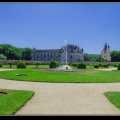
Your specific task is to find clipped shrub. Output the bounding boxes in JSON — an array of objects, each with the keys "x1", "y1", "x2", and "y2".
[
  {"x1": 17, "y1": 61, "x2": 26, "y2": 69},
  {"x1": 0, "y1": 63, "x2": 2, "y2": 67},
  {"x1": 49, "y1": 60, "x2": 57, "y2": 68},
  {"x1": 72, "y1": 63, "x2": 78, "y2": 67},
  {"x1": 103, "y1": 64, "x2": 108, "y2": 68},
  {"x1": 99, "y1": 63, "x2": 102, "y2": 67},
  {"x1": 68, "y1": 62, "x2": 73, "y2": 66},
  {"x1": 94, "y1": 64, "x2": 99, "y2": 68},
  {"x1": 70, "y1": 63, "x2": 73, "y2": 66},
  {"x1": 114, "y1": 64, "x2": 118, "y2": 67},
  {"x1": 77, "y1": 62, "x2": 86, "y2": 69},
  {"x1": 33, "y1": 61, "x2": 41, "y2": 69},
  {"x1": 117, "y1": 62, "x2": 120, "y2": 70},
  {"x1": 7, "y1": 61, "x2": 13, "y2": 68}
]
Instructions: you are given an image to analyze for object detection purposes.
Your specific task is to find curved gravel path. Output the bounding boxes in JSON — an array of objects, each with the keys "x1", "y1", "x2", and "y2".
[
  {"x1": 0, "y1": 79, "x2": 120, "y2": 115},
  {"x1": 94, "y1": 67, "x2": 117, "y2": 71},
  {"x1": 0, "y1": 67, "x2": 120, "y2": 115}
]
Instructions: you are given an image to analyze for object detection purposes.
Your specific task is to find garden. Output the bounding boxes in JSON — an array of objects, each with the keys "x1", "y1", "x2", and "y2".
[{"x1": 0, "y1": 60, "x2": 120, "y2": 115}]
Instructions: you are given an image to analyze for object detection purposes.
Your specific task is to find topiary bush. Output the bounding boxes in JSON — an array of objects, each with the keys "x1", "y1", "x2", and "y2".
[
  {"x1": 72, "y1": 63, "x2": 78, "y2": 67},
  {"x1": 99, "y1": 63, "x2": 102, "y2": 67},
  {"x1": 0, "y1": 63, "x2": 2, "y2": 67},
  {"x1": 17, "y1": 61, "x2": 26, "y2": 69},
  {"x1": 33, "y1": 61, "x2": 41, "y2": 69},
  {"x1": 114, "y1": 64, "x2": 118, "y2": 67},
  {"x1": 68, "y1": 62, "x2": 73, "y2": 66},
  {"x1": 49, "y1": 60, "x2": 57, "y2": 68},
  {"x1": 117, "y1": 62, "x2": 120, "y2": 70},
  {"x1": 70, "y1": 63, "x2": 74, "y2": 66},
  {"x1": 77, "y1": 62, "x2": 86, "y2": 69},
  {"x1": 7, "y1": 61, "x2": 13, "y2": 68},
  {"x1": 94, "y1": 64, "x2": 99, "y2": 68},
  {"x1": 103, "y1": 64, "x2": 108, "y2": 68}
]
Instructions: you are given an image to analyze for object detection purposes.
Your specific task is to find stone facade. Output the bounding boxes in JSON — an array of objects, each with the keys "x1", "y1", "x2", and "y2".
[
  {"x1": 101, "y1": 43, "x2": 111, "y2": 62},
  {"x1": 32, "y1": 44, "x2": 84, "y2": 64}
]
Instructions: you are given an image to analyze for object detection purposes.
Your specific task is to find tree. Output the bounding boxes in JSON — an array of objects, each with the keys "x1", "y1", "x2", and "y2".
[
  {"x1": 21, "y1": 48, "x2": 33, "y2": 60},
  {"x1": 0, "y1": 44, "x2": 33, "y2": 60},
  {"x1": 0, "y1": 54, "x2": 7, "y2": 60},
  {"x1": 84, "y1": 53, "x2": 101, "y2": 62},
  {"x1": 111, "y1": 51, "x2": 120, "y2": 62},
  {"x1": 33, "y1": 62, "x2": 41, "y2": 69},
  {"x1": 7, "y1": 61, "x2": 13, "y2": 68}
]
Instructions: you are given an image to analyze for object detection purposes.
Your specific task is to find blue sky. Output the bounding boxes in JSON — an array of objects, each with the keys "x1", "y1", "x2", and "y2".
[{"x1": 0, "y1": 2, "x2": 120, "y2": 54}]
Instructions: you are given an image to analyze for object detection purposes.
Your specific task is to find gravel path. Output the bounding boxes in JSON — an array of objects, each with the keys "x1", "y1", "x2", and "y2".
[
  {"x1": 0, "y1": 79, "x2": 120, "y2": 115},
  {"x1": 94, "y1": 67, "x2": 117, "y2": 71},
  {"x1": 0, "y1": 68, "x2": 120, "y2": 115}
]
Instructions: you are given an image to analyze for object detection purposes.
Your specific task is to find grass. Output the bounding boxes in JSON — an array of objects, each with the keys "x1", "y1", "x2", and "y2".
[
  {"x1": 1, "y1": 65, "x2": 64, "y2": 69},
  {"x1": 69, "y1": 65, "x2": 95, "y2": 70},
  {"x1": 0, "y1": 69, "x2": 120, "y2": 83},
  {"x1": 1, "y1": 65, "x2": 50, "y2": 69},
  {"x1": 1, "y1": 65, "x2": 120, "y2": 115},
  {"x1": 1, "y1": 64, "x2": 115, "y2": 70},
  {"x1": 69, "y1": 65, "x2": 114, "y2": 70},
  {"x1": 0, "y1": 88, "x2": 34, "y2": 115},
  {"x1": 104, "y1": 92, "x2": 120, "y2": 110}
]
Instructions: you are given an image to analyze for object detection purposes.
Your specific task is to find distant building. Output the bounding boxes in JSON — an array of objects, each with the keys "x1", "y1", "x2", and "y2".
[
  {"x1": 101, "y1": 43, "x2": 111, "y2": 62},
  {"x1": 31, "y1": 44, "x2": 84, "y2": 64}
]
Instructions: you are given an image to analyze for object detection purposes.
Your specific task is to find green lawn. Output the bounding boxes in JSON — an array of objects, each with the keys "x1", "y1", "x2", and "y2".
[
  {"x1": 70, "y1": 65, "x2": 114, "y2": 70},
  {"x1": 1, "y1": 65, "x2": 50, "y2": 69},
  {"x1": 104, "y1": 92, "x2": 120, "y2": 110},
  {"x1": 69, "y1": 65, "x2": 95, "y2": 70},
  {"x1": 0, "y1": 88, "x2": 34, "y2": 115},
  {"x1": 0, "y1": 69, "x2": 120, "y2": 83}
]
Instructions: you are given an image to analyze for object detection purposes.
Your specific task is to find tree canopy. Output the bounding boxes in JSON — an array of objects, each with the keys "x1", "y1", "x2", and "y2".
[
  {"x1": 111, "y1": 51, "x2": 120, "y2": 62},
  {"x1": 84, "y1": 53, "x2": 101, "y2": 62},
  {"x1": 0, "y1": 44, "x2": 33, "y2": 60},
  {"x1": 0, "y1": 44, "x2": 120, "y2": 62}
]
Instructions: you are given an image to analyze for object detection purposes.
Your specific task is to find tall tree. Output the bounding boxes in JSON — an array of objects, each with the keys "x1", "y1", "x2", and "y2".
[
  {"x1": 111, "y1": 51, "x2": 120, "y2": 62},
  {"x1": 84, "y1": 53, "x2": 101, "y2": 62},
  {"x1": 21, "y1": 48, "x2": 33, "y2": 60},
  {"x1": 0, "y1": 44, "x2": 33, "y2": 60},
  {"x1": 0, "y1": 54, "x2": 7, "y2": 60}
]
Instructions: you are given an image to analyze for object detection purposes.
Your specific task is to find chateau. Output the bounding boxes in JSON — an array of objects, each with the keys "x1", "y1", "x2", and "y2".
[
  {"x1": 101, "y1": 43, "x2": 111, "y2": 62},
  {"x1": 32, "y1": 44, "x2": 84, "y2": 64}
]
